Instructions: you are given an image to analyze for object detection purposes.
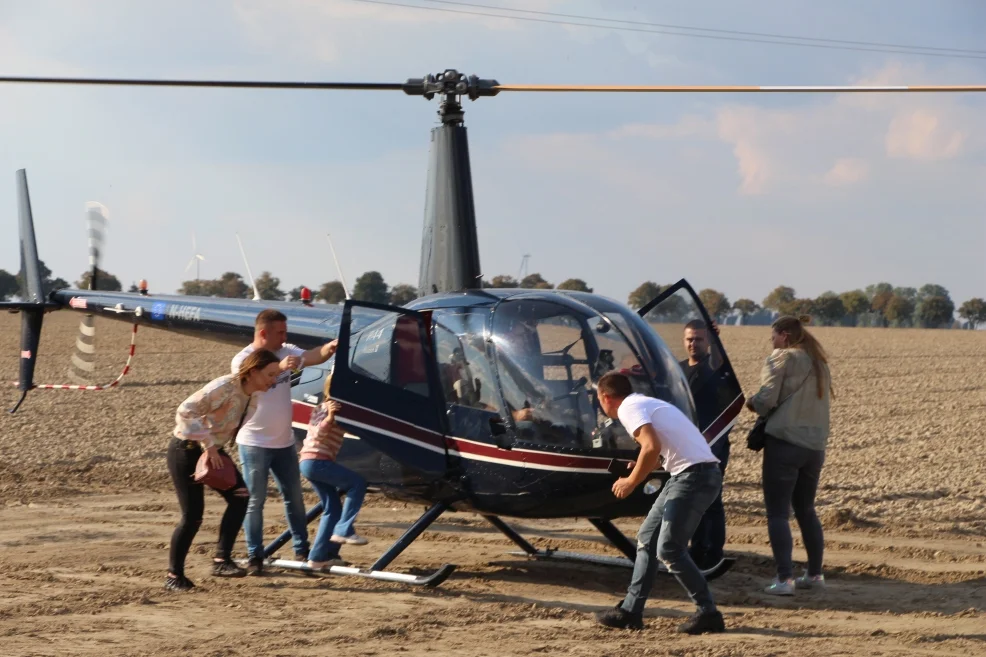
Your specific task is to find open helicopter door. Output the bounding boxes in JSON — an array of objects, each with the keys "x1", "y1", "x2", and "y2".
[
  {"x1": 330, "y1": 300, "x2": 450, "y2": 476},
  {"x1": 637, "y1": 280, "x2": 745, "y2": 446}
]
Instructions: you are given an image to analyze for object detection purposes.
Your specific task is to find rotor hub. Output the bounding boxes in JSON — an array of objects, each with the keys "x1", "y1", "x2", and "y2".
[{"x1": 402, "y1": 69, "x2": 499, "y2": 101}]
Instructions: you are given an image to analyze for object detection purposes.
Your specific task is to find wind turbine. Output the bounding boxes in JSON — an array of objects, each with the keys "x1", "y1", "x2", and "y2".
[{"x1": 185, "y1": 231, "x2": 206, "y2": 281}]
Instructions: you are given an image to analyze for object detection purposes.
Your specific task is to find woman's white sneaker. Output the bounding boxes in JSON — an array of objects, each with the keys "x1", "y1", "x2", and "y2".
[
  {"x1": 763, "y1": 578, "x2": 795, "y2": 595},
  {"x1": 331, "y1": 534, "x2": 369, "y2": 545},
  {"x1": 795, "y1": 572, "x2": 825, "y2": 590}
]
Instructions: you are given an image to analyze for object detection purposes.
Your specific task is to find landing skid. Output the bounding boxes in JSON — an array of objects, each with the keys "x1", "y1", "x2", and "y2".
[
  {"x1": 264, "y1": 558, "x2": 456, "y2": 588},
  {"x1": 255, "y1": 500, "x2": 456, "y2": 588},
  {"x1": 486, "y1": 515, "x2": 735, "y2": 581}
]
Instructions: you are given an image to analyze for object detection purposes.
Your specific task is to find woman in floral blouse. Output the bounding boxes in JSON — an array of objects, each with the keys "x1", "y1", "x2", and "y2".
[{"x1": 165, "y1": 348, "x2": 281, "y2": 592}]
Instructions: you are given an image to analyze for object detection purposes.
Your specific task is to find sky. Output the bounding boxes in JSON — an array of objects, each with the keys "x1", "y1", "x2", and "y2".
[{"x1": 1, "y1": 0, "x2": 984, "y2": 307}]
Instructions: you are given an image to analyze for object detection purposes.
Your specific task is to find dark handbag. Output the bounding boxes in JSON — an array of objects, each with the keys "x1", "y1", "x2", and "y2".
[
  {"x1": 192, "y1": 399, "x2": 249, "y2": 490},
  {"x1": 746, "y1": 416, "x2": 769, "y2": 451},
  {"x1": 746, "y1": 367, "x2": 812, "y2": 452}
]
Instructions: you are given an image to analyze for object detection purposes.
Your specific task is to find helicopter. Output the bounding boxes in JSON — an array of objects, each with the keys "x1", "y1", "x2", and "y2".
[{"x1": 3, "y1": 71, "x2": 982, "y2": 588}]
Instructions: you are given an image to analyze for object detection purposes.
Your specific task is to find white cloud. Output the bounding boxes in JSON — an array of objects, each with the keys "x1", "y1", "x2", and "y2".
[
  {"x1": 824, "y1": 158, "x2": 870, "y2": 186},
  {"x1": 885, "y1": 110, "x2": 966, "y2": 160}
]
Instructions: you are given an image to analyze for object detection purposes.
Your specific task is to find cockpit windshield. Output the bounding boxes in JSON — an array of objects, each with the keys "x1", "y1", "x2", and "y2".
[{"x1": 488, "y1": 298, "x2": 660, "y2": 452}]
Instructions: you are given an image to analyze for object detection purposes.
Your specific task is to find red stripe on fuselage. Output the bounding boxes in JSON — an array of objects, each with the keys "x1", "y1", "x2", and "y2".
[
  {"x1": 291, "y1": 399, "x2": 612, "y2": 471},
  {"x1": 702, "y1": 394, "x2": 744, "y2": 442}
]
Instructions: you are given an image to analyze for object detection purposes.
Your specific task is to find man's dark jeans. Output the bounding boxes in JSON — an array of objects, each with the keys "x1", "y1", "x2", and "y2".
[
  {"x1": 689, "y1": 433, "x2": 730, "y2": 569},
  {"x1": 620, "y1": 464, "x2": 722, "y2": 616}
]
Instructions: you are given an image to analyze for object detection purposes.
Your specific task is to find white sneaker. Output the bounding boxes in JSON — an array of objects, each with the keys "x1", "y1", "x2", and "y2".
[
  {"x1": 795, "y1": 572, "x2": 825, "y2": 590},
  {"x1": 331, "y1": 534, "x2": 369, "y2": 546},
  {"x1": 763, "y1": 578, "x2": 795, "y2": 595}
]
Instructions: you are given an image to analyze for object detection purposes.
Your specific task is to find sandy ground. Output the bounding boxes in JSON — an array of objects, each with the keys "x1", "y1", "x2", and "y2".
[{"x1": 1, "y1": 312, "x2": 984, "y2": 656}]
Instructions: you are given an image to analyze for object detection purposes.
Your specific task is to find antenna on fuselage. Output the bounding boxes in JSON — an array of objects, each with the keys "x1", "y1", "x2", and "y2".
[
  {"x1": 326, "y1": 233, "x2": 351, "y2": 300},
  {"x1": 235, "y1": 232, "x2": 262, "y2": 301}
]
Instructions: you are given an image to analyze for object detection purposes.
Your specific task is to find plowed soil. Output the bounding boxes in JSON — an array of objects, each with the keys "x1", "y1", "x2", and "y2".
[{"x1": 1, "y1": 312, "x2": 984, "y2": 656}]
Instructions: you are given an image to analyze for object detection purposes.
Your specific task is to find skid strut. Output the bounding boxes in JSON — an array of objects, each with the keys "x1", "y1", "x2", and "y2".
[
  {"x1": 257, "y1": 500, "x2": 456, "y2": 588},
  {"x1": 487, "y1": 515, "x2": 735, "y2": 581}
]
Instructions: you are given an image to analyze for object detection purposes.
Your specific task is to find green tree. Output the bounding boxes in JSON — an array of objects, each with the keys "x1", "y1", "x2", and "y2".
[
  {"x1": 520, "y1": 273, "x2": 553, "y2": 289},
  {"x1": 839, "y1": 289, "x2": 870, "y2": 325},
  {"x1": 628, "y1": 282, "x2": 663, "y2": 310},
  {"x1": 214, "y1": 272, "x2": 250, "y2": 299},
  {"x1": 782, "y1": 298, "x2": 816, "y2": 318},
  {"x1": 389, "y1": 284, "x2": 418, "y2": 305},
  {"x1": 698, "y1": 288, "x2": 730, "y2": 319},
  {"x1": 914, "y1": 284, "x2": 954, "y2": 328},
  {"x1": 958, "y1": 298, "x2": 986, "y2": 329},
  {"x1": 178, "y1": 279, "x2": 215, "y2": 296},
  {"x1": 489, "y1": 275, "x2": 517, "y2": 288},
  {"x1": 762, "y1": 286, "x2": 796, "y2": 313},
  {"x1": 316, "y1": 281, "x2": 347, "y2": 304},
  {"x1": 557, "y1": 278, "x2": 593, "y2": 293},
  {"x1": 732, "y1": 298, "x2": 760, "y2": 318},
  {"x1": 884, "y1": 294, "x2": 915, "y2": 327},
  {"x1": 865, "y1": 282, "x2": 893, "y2": 300},
  {"x1": 916, "y1": 295, "x2": 955, "y2": 328},
  {"x1": 0, "y1": 269, "x2": 17, "y2": 300},
  {"x1": 127, "y1": 282, "x2": 140, "y2": 293},
  {"x1": 893, "y1": 287, "x2": 917, "y2": 302},
  {"x1": 76, "y1": 268, "x2": 122, "y2": 292},
  {"x1": 813, "y1": 292, "x2": 846, "y2": 326},
  {"x1": 254, "y1": 271, "x2": 285, "y2": 301},
  {"x1": 15, "y1": 259, "x2": 68, "y2": 297},
  {"x1": 353, "y1": 271, "x2": 389, "y2": 304}
]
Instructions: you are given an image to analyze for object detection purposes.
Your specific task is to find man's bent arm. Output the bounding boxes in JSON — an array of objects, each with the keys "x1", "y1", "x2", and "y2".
[
  {"x1": 626, "y1": 424, "x2": 663, "y2": 487},
  {"x1": 302, "y1": 339, "x2": 338, "y2": 367}
]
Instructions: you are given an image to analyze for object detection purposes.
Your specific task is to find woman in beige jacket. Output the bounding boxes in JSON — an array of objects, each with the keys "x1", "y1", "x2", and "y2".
[{"x1": 746, "y1": 315, "x2": 832, "y2": 595}]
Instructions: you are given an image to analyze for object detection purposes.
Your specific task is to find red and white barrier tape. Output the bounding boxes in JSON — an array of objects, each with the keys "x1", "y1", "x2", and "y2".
[{"x1": 11, "y1": 323, "x2": 138, "y2": 391}]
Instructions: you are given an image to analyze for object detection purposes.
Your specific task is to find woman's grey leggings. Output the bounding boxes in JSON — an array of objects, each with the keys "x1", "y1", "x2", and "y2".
[{"x1": 762, "y1": 436, "x2": 826, "y2": 580}]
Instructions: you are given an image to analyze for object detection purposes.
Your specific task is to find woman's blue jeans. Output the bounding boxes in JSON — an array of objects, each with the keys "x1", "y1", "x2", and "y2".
[{"x1": 299, "y1": 458, "x2": 367, "y2": 562}]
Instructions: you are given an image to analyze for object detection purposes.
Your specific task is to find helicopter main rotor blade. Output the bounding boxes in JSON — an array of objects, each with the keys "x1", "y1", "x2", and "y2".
[
  {"x1": 494, "y1": 83, "x2": 986, "y2": 93},
  {"x1": 3, "y1": 75, "x2": 983, "y2": 94},
  {"x1": 0, "y1": 75, "x2": 404, "y2": 91}
]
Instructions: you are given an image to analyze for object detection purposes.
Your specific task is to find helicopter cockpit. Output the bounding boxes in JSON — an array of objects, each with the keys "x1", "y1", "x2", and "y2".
[{"x1": 429, "y1": 295, "x2": 696, "y2": 457}]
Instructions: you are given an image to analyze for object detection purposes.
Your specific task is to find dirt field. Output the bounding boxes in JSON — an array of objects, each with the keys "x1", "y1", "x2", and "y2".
[{"x1": 1, "y1": 311, "x2": 984, "y2": 656}]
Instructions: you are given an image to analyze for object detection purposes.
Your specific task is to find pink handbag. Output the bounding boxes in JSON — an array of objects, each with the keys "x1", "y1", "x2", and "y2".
[{"x1": 193, "y1": 450, "x2": 238, "y2": 490}]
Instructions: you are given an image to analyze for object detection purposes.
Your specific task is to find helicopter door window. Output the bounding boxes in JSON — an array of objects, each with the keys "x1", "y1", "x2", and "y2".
[
  {"x1": 348, "y1": 312, "x2": 431, "y2": 397},
  {"x1": 431, "y1": 309, "x2": 500, "y2": 412},
  {"x1": 642, "y1": 286, "x2": 743, "y2": 437},
  {"x1": 586, "y1": 318, "x2": 655, "y2": 451}
]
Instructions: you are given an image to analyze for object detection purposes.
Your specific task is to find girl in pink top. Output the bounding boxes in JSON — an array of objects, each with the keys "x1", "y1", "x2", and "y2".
[{"x1": 300, "y1": 373, "x2": 369, "y2": 570}]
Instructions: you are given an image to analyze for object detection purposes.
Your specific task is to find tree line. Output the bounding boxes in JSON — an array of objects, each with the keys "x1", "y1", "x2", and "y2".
[{"x1": 2, "y1": 262, "x2": 984, "y2": 329}]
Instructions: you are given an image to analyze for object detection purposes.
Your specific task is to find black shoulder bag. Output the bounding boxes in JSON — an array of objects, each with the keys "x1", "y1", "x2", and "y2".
[{"x1": 746, "y1": 367, "x2": 812, "y2": 452}]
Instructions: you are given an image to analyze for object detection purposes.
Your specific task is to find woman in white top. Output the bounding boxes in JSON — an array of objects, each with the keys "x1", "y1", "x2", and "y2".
[{"x1": 165, "y1": 348, "x2": 280, "y2": 592}]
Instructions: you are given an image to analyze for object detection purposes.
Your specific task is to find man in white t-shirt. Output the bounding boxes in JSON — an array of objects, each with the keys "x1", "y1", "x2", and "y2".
[
  {"x1": 232, "y1": 309, "x2": 339, "y2": 575},
  {"x1": 593, "y1": 372, "x2": 725, "y2": 635}
]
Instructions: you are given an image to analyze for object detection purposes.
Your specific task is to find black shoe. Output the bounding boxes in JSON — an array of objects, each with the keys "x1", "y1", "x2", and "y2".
[
  {"x1": 212, "y1": 559, "x2": 247, "y2": 578},
  {"x1": 164, "y1": 574, "x2": 195, "y2": 591},
  {"x1": 594, "y1": 604, "x2": 643, "y2": 631},
  {"x1": 677, "y1": 609, "x2": 725, "y2": 635},
  {"x1": 246, "y1": 557, "x2": 264, "y2": 576},
  {"x1": 295, "y1": 548, "x2": 309, "y2": 562}
]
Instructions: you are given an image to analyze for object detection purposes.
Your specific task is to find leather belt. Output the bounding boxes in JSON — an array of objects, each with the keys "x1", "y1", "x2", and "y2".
[{"x1": 678, "y1": 461, "x2": 719, "y2": 474}]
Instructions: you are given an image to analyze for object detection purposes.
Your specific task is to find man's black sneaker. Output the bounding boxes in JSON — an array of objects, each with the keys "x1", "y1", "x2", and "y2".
[
  {"x1": 164, "y1": 574, "x2": 195, "y2": 591},
  {"x1": 677, "y1": 609, "x2": 725, "y2": 635},
  {"x1": 594, "y1": 604, "x2": 643, "y2": 631},
  {"x1": 212, "y1": 559, "x2": 247, "y2": 578},
  {"x1": 246, "y1": 557, "x2": 264, "y2": 576},
  {"x1": 295, "y1": 548, "x2": 309, "y2": 562}
]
